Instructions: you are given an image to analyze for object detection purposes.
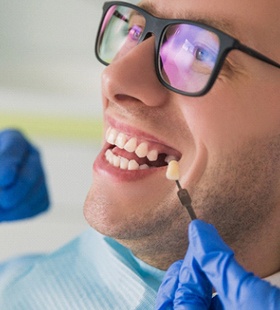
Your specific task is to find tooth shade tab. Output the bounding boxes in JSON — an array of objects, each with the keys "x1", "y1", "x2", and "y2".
[{"x1": 166, "y1": 160, "x2": 180, "y2": 181}]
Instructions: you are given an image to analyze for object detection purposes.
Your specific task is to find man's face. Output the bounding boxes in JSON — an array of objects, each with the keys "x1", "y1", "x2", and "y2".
[{"x1": 84, "y1": 0, "x2": 280, "y2": 268}]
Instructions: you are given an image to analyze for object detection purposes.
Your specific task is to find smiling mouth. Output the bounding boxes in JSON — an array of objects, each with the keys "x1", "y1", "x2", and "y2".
[{"x1": 104, "y1": 127, "x2": 181, "y2": 171}]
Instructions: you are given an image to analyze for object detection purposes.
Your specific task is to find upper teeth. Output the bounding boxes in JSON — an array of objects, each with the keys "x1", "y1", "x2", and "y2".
[
  {"x1": 106, "y1": 127, "x2": 160, "y2": 159},
  {"x1": 105, "y1": 127, "x2": 177, "y2": 170}
]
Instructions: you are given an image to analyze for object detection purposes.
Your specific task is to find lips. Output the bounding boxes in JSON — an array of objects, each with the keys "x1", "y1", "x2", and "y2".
[{"x1": 104, "y1": 126, "x2": 181, "y2": 171}]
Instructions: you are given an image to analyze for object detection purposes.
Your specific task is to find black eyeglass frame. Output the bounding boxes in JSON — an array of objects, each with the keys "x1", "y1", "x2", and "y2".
[{"x1": 95, "y1": 1, "x2": 280, "y2": 97}]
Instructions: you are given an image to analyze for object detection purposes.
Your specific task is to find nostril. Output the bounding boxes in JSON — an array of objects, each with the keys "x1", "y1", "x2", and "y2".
[{"x1": 115, "y1": 94, "x2": 141, "y2": 103}]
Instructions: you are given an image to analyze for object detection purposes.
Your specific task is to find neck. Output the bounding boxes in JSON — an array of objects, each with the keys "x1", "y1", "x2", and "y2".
[
  {"x1": 233, "y1": 209, "x2": 280, "y2": 278},
  {"x1": 116, "y1": 220, "x2": 189, "y2": 270},
  {"x1": 118, "y1": 210, "x2": 280, "y2": 275}
]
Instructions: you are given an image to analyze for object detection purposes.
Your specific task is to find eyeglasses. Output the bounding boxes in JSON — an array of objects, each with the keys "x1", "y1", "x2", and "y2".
[{"x1": 95, "y1": 1, "x2": 280, "y2": 97}]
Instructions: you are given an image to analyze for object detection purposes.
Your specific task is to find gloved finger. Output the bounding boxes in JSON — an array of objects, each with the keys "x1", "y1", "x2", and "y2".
[
  {"x1": 0, "y1": 129, "x2": 30, "y2": 187},
  {"x1": 155, "y1": 260, "x2": 183, "y2": 310},
  {"x1": 0, "y1": 175, "x2": 49, "y2": 222},
  {"x1": 189, "y1": 220, "x2": 280, "y2": 310},
  {"x1": 0, "y1": 145, "x2": 46, "y2": 209},
  {"x1": 173, "y1": 228, "x2": 212, "y2": 310}
]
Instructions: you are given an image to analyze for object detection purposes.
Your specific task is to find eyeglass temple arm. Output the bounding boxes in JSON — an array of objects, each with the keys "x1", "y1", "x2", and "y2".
[{"x1": 235, "y1": 42, "x2": 280, "y2": 69}]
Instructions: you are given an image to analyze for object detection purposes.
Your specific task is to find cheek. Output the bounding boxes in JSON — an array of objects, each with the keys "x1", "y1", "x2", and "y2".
[
  {"x1": 181, "y1": 103, "x2": 242, "y2": 156},
  {"x1": 239, "y1": 83, "x2": 280, "y2": 137},
  {"x1": 181, "y1": 82, "x2": 280, "y2": 157}
]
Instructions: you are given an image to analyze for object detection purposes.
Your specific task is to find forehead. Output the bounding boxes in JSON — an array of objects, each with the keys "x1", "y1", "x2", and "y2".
[
  {"x1": 137, "y1": 0, "x2": 279, "y2": 51},
  {"x1": 138, "y1": 0, "x2": 272, "y2": 20},
  {"x1": 138, "y1": 1, "x2": 238, "y2": 37}
]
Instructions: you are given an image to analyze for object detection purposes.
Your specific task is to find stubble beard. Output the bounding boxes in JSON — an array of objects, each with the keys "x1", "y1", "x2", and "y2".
[
  {"x1": 191, "y1": 135, "x2": 280, "y2": 254},
  {"x1": 84, "y1": 184, "x2": 190, "y2": 265}
]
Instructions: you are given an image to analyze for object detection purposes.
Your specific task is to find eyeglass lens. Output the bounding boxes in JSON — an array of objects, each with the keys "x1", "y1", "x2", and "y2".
[{"x1": 96, "y1": 4, "x2": 221, "y2": 94}]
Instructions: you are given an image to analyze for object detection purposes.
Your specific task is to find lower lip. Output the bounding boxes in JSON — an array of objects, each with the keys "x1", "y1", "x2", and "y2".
[{"x1": 93, "y1": 148, "x2": 166, "y2": 182}]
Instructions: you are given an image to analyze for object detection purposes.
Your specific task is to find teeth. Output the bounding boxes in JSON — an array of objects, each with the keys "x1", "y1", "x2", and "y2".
[
  {"x1": 113, "y1": 155, "x2": 121, "y2": 168},
  {"x1": 105, "y1": 127, "x2": 111, "y2": 140},
  {"x1": 124, "y1": 137, "x2": 137, "y2": 153},
  {"x1": 115, "y1": 133, "x2": 127, "y2": 149},
  {"x1": 140, "y1": 164, "x2": 149, "y2": 170},
  {"x1": 135, "y1": 142, "x2": 149, "y2": 158},
  {"x1": 105, "y1": 149, "x2": 113, "y2": 165},
  {"x1": 105, "y1": 149, "x2": 150, "y2": 171},
  {"x1": 128, "y1": 160, "x2": 139, "y2": 170},
  {"x1": 105, "y1": 127, "x2": 178, "y2": 171},
  {"x1": 120, "y1": 157, "x2": 129, "y2": 170},
  {"x1": 107, "y1": 128, "x2": 118, "y2": 145},
  {"x1": 147, "y1": 149, "x2": 158, "y2": 161}
]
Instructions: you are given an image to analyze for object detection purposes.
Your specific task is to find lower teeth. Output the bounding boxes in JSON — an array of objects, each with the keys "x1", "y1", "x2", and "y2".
[
  {"x1": 105, "y1": 147, "x2": 179, "y2": 171},
  {"x1": 105, "y1": 149, "x2": 150, "y2": 170}
]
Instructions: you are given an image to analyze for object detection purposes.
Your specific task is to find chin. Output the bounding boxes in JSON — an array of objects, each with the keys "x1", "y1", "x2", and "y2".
[{"x1": 83, "y1": 176, "x2": 185, "y2": 242}]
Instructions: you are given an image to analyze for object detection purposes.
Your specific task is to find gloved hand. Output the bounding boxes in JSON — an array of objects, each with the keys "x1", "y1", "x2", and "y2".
[
  {"x1": 0, "y1": 129, "x2": 49, "y2": 222},
  {"x1": 156, "y1": 219, "x2": 280, "y2": 310}
]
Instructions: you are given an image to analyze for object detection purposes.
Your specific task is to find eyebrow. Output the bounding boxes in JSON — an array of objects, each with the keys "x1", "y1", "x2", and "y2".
[{"x1": 138, "y1": 1, "x2": 240, "y2": 38}]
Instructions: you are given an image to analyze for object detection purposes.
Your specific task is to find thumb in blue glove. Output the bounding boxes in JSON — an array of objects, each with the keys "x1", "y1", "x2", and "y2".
[
  {"x1": 156, "y1": 219, "x2": 280, "y2": 309},
  {"x1": 189, "y1": 220, "x2": 280, "y2": 309},
  {"x1": 156, "y1": 220, "x2": 213, "y2": 310},
  {"x1": 0, "y1": 129, "x2": 50, "y2": 221}
]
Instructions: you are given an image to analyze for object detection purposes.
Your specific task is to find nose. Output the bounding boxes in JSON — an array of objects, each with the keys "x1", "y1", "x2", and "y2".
[{"x1": 101, "y1": 36, "x2": 171, "y2": 107}]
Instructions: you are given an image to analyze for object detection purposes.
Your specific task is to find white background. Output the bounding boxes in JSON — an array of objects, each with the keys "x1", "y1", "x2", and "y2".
[{"x1": 0, "y1": 0, "x2": 111, "y2": 261}]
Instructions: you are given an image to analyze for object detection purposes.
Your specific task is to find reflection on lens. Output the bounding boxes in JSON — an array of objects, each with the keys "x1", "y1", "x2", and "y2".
[
  {"x1": 97, "y1": 5, "x2": 221, "y2": 95},
  {"x1": 97, "y1": 5, "x2": 146, "y2": 64},
  {"x1": 159, "y1": 24, "x2": 220, "y2": 93}
]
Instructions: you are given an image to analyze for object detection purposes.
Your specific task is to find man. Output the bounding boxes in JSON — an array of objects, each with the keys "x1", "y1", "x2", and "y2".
[{"x1": 1, "y1": 0, "x2": 279, "y2": 308}]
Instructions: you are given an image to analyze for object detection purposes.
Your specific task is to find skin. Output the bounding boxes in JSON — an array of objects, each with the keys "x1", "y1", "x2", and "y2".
[{"x1": 84, "y1": 0, "x2": 280, "y2": 276}]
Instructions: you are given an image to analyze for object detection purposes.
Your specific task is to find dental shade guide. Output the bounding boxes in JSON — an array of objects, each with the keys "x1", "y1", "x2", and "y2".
[{"x1": 166, "y1": 160, "x2": 197, "y2": 221}]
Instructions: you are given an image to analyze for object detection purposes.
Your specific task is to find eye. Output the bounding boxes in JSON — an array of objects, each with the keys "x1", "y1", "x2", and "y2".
[
  {"x1": 128, "y1": 25, "x2": 143, "y2": 41},
  {"x1": 194, "y1": 46, "x2": 215, "y2": 63}
]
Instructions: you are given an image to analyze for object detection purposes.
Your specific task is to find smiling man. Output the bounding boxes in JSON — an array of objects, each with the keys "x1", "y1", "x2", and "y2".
[
  {"x1": 85, "y1": 0, "x2": 280, "y2": 273},
  {"x1": 1, "y1": 0, "x2": 280, "y2": 309}
]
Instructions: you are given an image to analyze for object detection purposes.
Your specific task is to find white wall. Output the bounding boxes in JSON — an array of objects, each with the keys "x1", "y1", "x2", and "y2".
[
  {"x1": 0, "y1": 0, "x2": 104, "y2": 118},
  {"x1": 0, "y1": 0, "x2": 105, "y2": 261}
]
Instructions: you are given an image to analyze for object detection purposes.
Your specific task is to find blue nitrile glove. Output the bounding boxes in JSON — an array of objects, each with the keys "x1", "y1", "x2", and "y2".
[
  {"x1": 0, "y1": 129, "x2": 49, "y2": 221},
  {"x1": 156, "y1": 219, "x2": 280, "y2": 310}
]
